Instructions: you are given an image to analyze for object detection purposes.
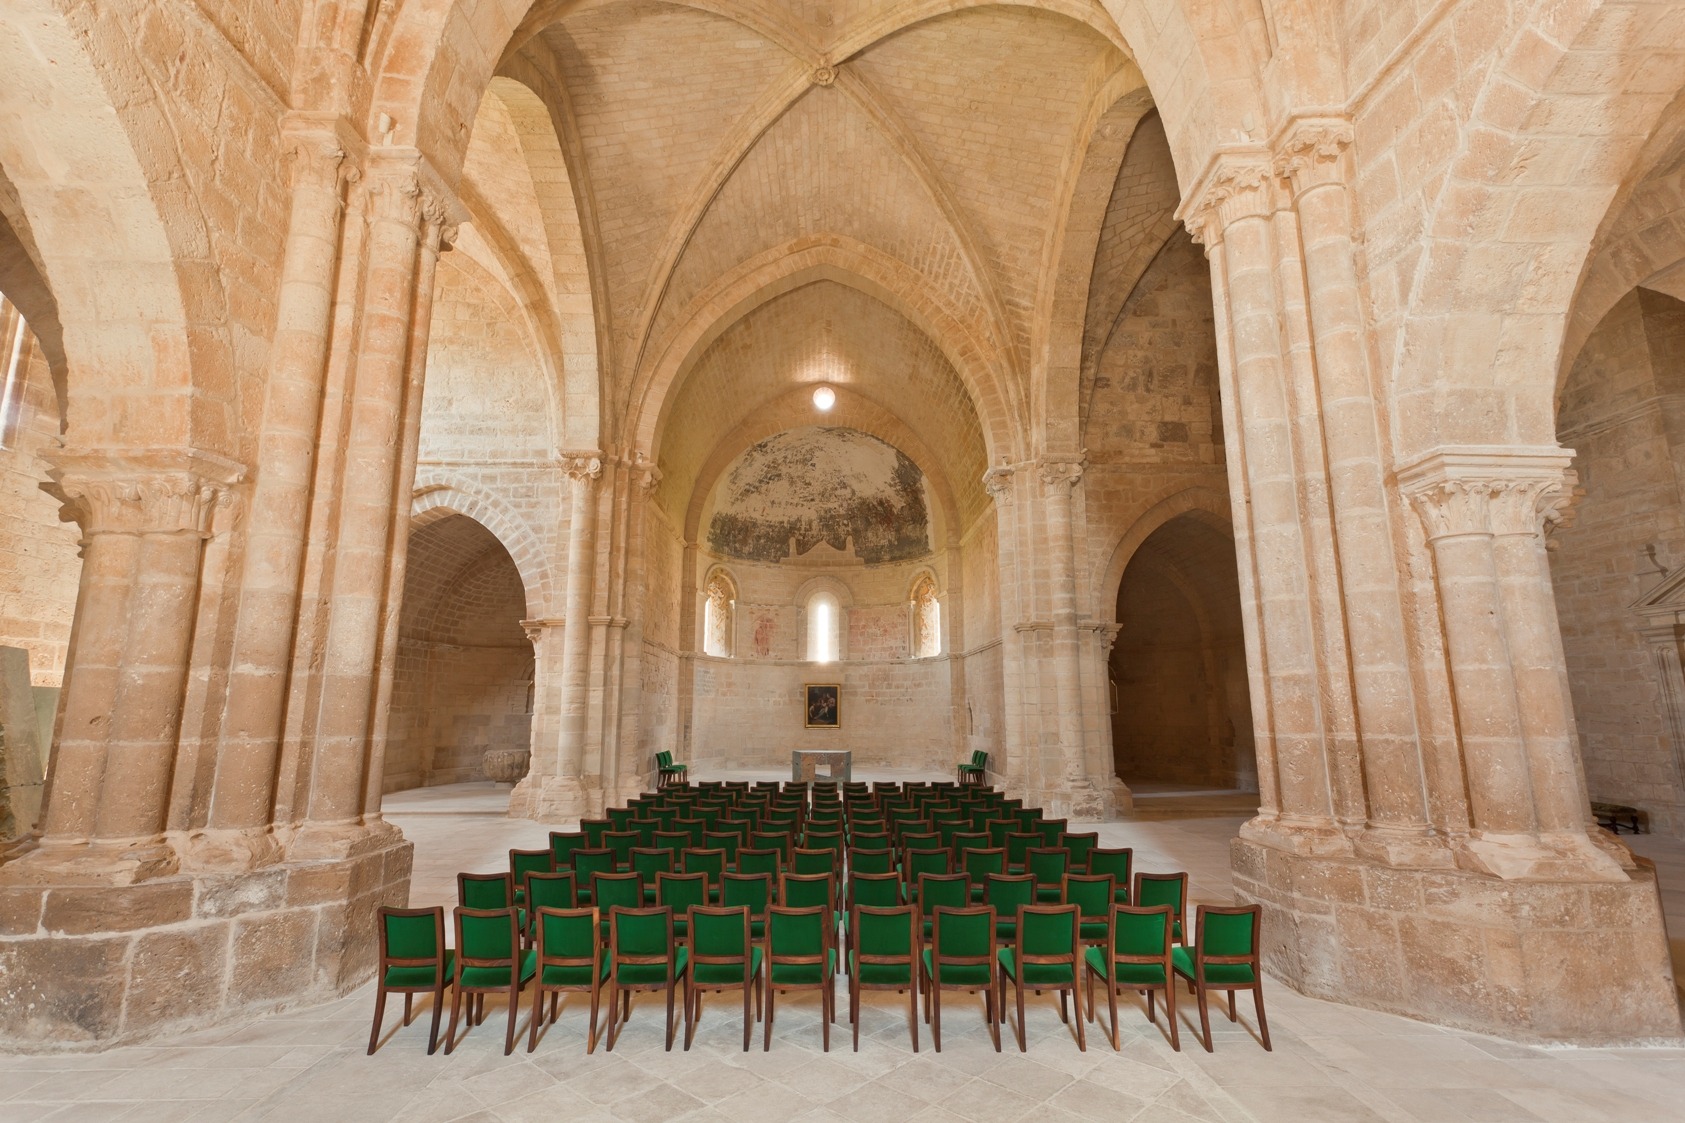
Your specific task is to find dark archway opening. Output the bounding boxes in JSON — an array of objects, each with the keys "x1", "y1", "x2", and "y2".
[
  {"x1": 1110, "y1": 513, "x2": 1255, "y2": 793},
  {"x1": 386, "y1": 513, "x2": 534, "y2": 792}
]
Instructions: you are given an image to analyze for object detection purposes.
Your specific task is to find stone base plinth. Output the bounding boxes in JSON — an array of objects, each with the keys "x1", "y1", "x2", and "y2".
[
  {"x1": 509, "y1": 774, "x2": 600, "y2": 821},
  {"x1": 1232, "y1": 837, "x2": 1683, "y2": 1043},
  {"x1": 0, "y1": 831, "x2": 412, "y2": 1051}
]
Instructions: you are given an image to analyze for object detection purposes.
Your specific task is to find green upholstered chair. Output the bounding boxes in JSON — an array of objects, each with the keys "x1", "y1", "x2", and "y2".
[
  {"x1": 764, "y1": 905, "x2": 837, "y2": 1051},
  {"x1": 681, "y1": 847, "x2": 727, "y2": 902},
  {"x1": 803, "y1": 830, "x2": 846, "y2": 864},
  {"x1": 527, "y1": 906, "x2": 608, "y2": 1053},
  {"x1": 984, "y1": 872, "x2": 1036, "y2": 943},
  {"x1": 902, "y1": 847, "x2": 952, "y2": 894},
  {"x1": 656, "y1": 871, "x2": 709, "y2": 939},
  {"x1": 1173, "y1": 904, "x2": 1269, "y2": 1052},
  {"x1": 1035, "y1": 818, "x2": 1069, "y2": 847},
  {"x1": 899, "y1": 829, "x2": 941, "y2": 857},
  {"x1": 629, "y1": 818, "x2": 661, "y2": 849},
  {"x1": 1026, "y1": 847, "x2": 1071, "y2": 903},
  {"x1": 1087, "y1": 848, "x2": 1134, "y2": 905},
  {"x1": 750, "y1": 829, "x2": 794, "y2": 864},
  {"x1": 962, "y1": 848, "x2": 1006, "y2": 902},
  {"x1": 580, "y1": 818, "x2": 612, "y2": 848},
  {"x1": 914, "y1": 873, "x2": 971, "y2": 941},
  {"x1": 656, "y1": 749, "x2": 688, "y2": 787},
  {"x1": 447, "y1": 906, "x2": 536, "y2": 1056},
  {"x1": 1134, "y1": 871, "x2": 1188, "y2": 945},
  {"x1": 721, "y1": 871, "x2": 772, "y2": 938},
  {"x1": 1061, "y1": 832, "x2": 1099, "y2": 869},
  {"x1": 986, "y1": 819, "x2": 1015, "y2": 850},
  {"x1": 703, "y1": 829, "x2": 741, "y2": 865},
  {"x1": 790, "y1": 847, "x2": 839, "y2": 879},
  {"x1": 631, "y1": 848, "x2": 674, "y2": 902},
  {"x1": 606, "y1": 807, "x2": 635, "y2": 831},
  {"x1": 921, "y1": 905, "x2": 1000, "y2": 1052},
  {"x1": 548, "y1": 831, "x2": 588, "y2": 872},
  {"x1": 847, "y1": 847, "x2": 894, "y2": 877},
  {"x1": 735, "y1": 847, "x2": 782, "y2": 885},
  {"x1": 780, "y1": 872, "x2": 840, "y2": 942},
  {"x1": 605, "y1": 906, "x2": 686, "y2": 1051},
  {"x1": 1004, "y1": 832, "x2": 1039, "y2": 874},
  {"x1": 522, "y1": 871, "x2": 577, "y2": 942},
  {"x1": 848, "y1": 904, "x2": 919, "y2": 1052},
  {"x1": 603, "y1": 830, "x2": 640, "y2": 871},
  {"x1": 674, "y1": 817, "x2": 707, "y2": 848},
  {"x1": 1085, "y1": 903, "x2": 1177, "y2": 1051},
  {"x1": 684, "y1": 905, "x2": 762, "y2": 1051},
  {"x1": 368, "y1": 906, "x2": 452, "y2": 1055},
  {"x1": 957, "y1": 749, "x2": 988, "y2": 785},
  {"x1": 457, "y1": 872, "x2": 525, "y2": 939},
  {"x1": 591, "y1": 872, "x2": 645, "y2": 937},
  {"x1": 653, "y1": 830, "x2": 691, "y2": 854},
  {"x1": 510, "y1": 849, "x2": 551, "y2": 907},
  {"x1": 572, "y1": 849, "x2": 616, "y2": 904},
  {"x1": 951, "y1": 831, "x2": 990, "y2": 860},
  {"x1": 1062, "y1": 873, "x2": 1115, "y2": 946},
  {"x1": 998, "y1": 903, "x2": 1085, "y2": 1052},
  {"x1": 850, "y1": 829, "x2": 892, "y2": 851}
]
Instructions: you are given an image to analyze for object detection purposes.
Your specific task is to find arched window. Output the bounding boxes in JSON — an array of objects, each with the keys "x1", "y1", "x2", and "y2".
[
  {"x1": 806, "y1": 590, "x2": 840, "y2": 663},
  {"x1": 911, "y1": 575, "x2": 941, "y2": 658},
  {"x1": 703, "y1": 573, "x2": 735, "y2": 658}
]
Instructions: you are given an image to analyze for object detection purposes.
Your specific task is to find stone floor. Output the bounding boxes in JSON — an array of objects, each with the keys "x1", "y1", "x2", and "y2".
[{"x1": 3, "y1": 774, "x2": 1685, "y2": 1122}]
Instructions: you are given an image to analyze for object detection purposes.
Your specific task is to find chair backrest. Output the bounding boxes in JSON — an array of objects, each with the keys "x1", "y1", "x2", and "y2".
[
  {"x1": 1134, "y1": 871, "x2": 1188, "y2": 920},
  {"x1": 972, "y1": 750, "x2": 988, "y2": 767},
  {"x1": 656, "y1": 870, "x2": 710, "y2": 916},
  {"x1": 848, "y1": 847, "x2": 894, "y2": 876},
  {"x1": 736, "y1": 847, "x2": 782, "y2": 882},
  {"x1": 688, "y1": 906, "x2": 754, "y2": 981},
  {"x1": 1015, "y1": 904, "x2": 1080, "y2": 972},
  {"x1": 984, "y1": 872, "x2": 1036, "y2": 918},
  {"x1": 455, "y1": 906, "x2": 521, "y2": 979},
  {"x1": 1194, "y1": 904, "x2": 1262, "y2": 974},
  {"x1": 986, "y1": 819, "x2": 1014, "y2": 848},
  {"x1": 851, "y1": 905, "x2": 917, "y2": 975},
  {"x1": 804, "y1": 829, "x2": 846, "y2": 855},
  {"x1": 1004, "y1": 832, "x2": 1039, "y2": 869},
  {"x1": 721, "y1": 871, "x2": 772, "y2": 918},
  {"x1": 581, "y1": 818, "x2": 612, "y2": 847},
  {"x1": 899, "y1": 830, "x2": 941, "y2": 853},
  {"x1": 849, "y1": 871, "x2": 903, "y2": 911},
  {"x1": 631, "y1": 847, "x2": 674, "y2": 884},
  {"x1": 703, "y1": 829, "x2": 742, "y2": 862},
  {"x1": 573, "y1": 848, "x2": 616, "y2": 884},
  {"x1": 915, "y1": 872, "x2": 971, "y2": 917},
  {"x1": 903, "y1": 847, "x2": 952, "y2": 883},
  {"x1": 604, "y1": 830, "x2": 640, "y2": 867},
  {"x1": 1061, "y1": 832, "x2": 1099, "y2": 866},
  {"x1": 629, "y1": 818, "x2": 661, "y2": 847},
  {"x1": 379, "y1": 907, "x2": 447, "y2": 984},
  {"x1": 1036, "y1": 818, "x2": 1069, "y2": 846},
  {"x1": 592, "y1": 871, "x2": 645, "y2": 917},
  {"x1": 767, "y1": 905, "x2": 831, "y2": 972},
  {"x1": 548, "y1": 831, "x2": 588, "y2": 869},
  {"x1": 536, "y1": 906, "x2": 599, "y2": 971},
  {"x1": 962, "y1": 847, "x2": 1006, "y2": 886},
  {"x1": 750, "y1": 830, "x2": 794, "y2": 860},
  {"x1": 929, "y1": 906, "x2": 996, "y2": 977},
  {"x1": 790, "y1": 847, "x2": 838, "y2": 878},
  {"x1": 780, "y1": 872, "x2": 836, "y2": 914},
  {"x1": 850, "y1": 830, "x2": 892, "y2": 851},
  {"x1": 525, "y1": 870, "x2": 577, "y2": 913},
  {"x1": 656, "y1": 750, "x2": 673, "y2": 768},
  {"x1": 1087, "y1": 846, "x2": 1133, "y2": 889},
  {"x1": 1110, "y1": 904, "x2": 1173, "y2": 965},
  {"x1": 681, "y1": 847, "x2": 727, "y2": 888},
  {"x1": 951, "y1": 831, "x2": 989, "y2": 857},
  {"x1": 1027, "y1": 847, "x2": 1071, "y2": 887},
  {"x1": 653, "y1": 830, "x2": 691, "y2": 853},
  {"x1": 1062, "y1": 873, "x2": 1114, "y2": 921},
  {"x1": 457, "y1": 871, "x2": 513, "y2": 911},
  {"x1": 609, "y1": 906, "x2": 676, "y2": 979}
]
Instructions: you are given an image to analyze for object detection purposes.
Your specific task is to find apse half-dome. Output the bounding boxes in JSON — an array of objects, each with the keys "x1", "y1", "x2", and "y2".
[{"x1": 707, "y1": 427, "x2": 932, "y2": 565}]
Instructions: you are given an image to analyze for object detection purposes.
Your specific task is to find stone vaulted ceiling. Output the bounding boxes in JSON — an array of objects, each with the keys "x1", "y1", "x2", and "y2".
[{"x1": 503, "y1": 0, "x2": 1142, "y2": 482}]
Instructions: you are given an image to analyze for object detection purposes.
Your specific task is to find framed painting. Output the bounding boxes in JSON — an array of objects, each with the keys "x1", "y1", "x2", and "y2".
[{"x1": 804, "y1": 683, "x2": 841, "y2": 728}]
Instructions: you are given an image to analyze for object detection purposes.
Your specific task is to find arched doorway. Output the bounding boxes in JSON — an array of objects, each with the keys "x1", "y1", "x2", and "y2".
[
  {"x1": 1109, "y1": 513, "x2": 1255, "y2": 795},
  {"x1": 386, "y1": 513, "x2": 534, "y2": 792}
]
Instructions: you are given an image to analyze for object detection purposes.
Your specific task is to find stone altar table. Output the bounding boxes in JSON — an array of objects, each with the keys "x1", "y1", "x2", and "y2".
[{"x1": 791, "y1": 749, "x2": 852, "y2": 782}]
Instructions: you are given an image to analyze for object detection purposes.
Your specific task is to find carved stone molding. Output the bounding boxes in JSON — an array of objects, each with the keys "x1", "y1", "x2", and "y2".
[
  {"x1": 1274, "y1": 117, "x2": 1354, "y2": 195},
  {"x1": 1039, "y1": 455, "x2": 1086, "y2": 490},
  {"x1": 982, "y1": 464, "x2": 1015, "y2": 505},
  {"x1": 41, "y1": 448, "x2": 245, "y2": 537},
  {"x1": 1177, "y1": 150, "x2": 1276, "y2": 247},
  {"x1": 363, "y1": 147, "x2": 470, "y2": 236},
  {"x1": 811, "y1": 65, "x2": 837, "y2": 87},
  {"x1": 563, "y1": 453, "x2": 604, "y2": 482},
  {"x1": 520, "y1": 617, "x2": 565, "y2": 644},
  {"x1": 1397, "y1": 447, "x2": 1575, "y2": 542}
]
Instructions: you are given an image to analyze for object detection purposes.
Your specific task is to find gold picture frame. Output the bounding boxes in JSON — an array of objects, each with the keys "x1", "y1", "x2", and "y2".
[{"x1": 804, "y1": 683, "x2": 841, "y2": 728}]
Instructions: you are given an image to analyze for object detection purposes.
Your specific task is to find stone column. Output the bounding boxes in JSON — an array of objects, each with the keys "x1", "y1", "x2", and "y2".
[
  {"x1": 984, "y1": 465, "x2": 1028, "y2": 794},
  {"x1": 1278, "y1": 119, "x2": 1442, "y2": 865},
  {"x1": 34, "y1": 450, "x2": 241, "y2": 877},
  {"x1": 210, "y1": 119, "x2": 354, "y2": 847},
  {"x1": 1182, "y1": 156, "x2": 1345, "y2": 855},
  {"x1": 299, "y1": 154, "x2": 433, "y2": 838},
  {"x1": 510, "y1": 617, "x2": 565, "y2": 819},
  {"x1": 1041, "y1": 456, "x2": 1107, "y2": 818},
  {"x1": 1399, "y1": 449, "x2": 1620, "y2": 880},
  {"x1": 547, "y1": 453, "x2": 601, "y2": 818}
]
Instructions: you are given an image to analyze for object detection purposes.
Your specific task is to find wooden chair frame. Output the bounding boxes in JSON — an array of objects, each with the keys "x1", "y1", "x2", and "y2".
[{"x1": 368, "y1": 906, "x2": 451, "y2": 1055}]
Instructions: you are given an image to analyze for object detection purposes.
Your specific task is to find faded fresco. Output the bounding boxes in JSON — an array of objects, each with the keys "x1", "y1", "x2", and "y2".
[{"x1": 708, "y1": 427, "x2": 932, "y2": 565}]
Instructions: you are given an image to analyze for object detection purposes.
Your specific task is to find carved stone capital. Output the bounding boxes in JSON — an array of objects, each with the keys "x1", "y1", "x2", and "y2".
[
  {"x1": 41, "y1": 448, "x2": 245, "y2": 537},
  {"x1": 982, "y1": 464, "x2": 1015, "y2": 505},
  {"x1": 1397, "y1": 447, "x2": 1575, "y2": 542},
  {"x1": 1039, "y1": 455, "x2": 1086, "y2": 489},
  {"x1": 364, "y1": 148, "x2": 469, "y2": 235},
  {"x1": 520, "y1": 617, "x2": 565, "y2": 644},
  {"x1": 1177, "y1": 150, "x2": 1276, "y2": 248},
  {"x1": 1274, "y1": 117, "x2": 1354, "y2": 195},
  {"x1": 563, "y1": 453, "x2": 604, "y2": 483}
]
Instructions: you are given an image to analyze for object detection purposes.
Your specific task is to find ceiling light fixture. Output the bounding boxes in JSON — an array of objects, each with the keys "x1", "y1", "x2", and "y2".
[{"x1": 812, "y1": 385, "x2": 836, "y2": 411}]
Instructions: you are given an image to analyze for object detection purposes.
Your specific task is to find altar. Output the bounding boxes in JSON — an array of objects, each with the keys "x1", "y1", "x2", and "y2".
[{"x1": 791, "y1": 749, "x2": 852, "y2": 782}]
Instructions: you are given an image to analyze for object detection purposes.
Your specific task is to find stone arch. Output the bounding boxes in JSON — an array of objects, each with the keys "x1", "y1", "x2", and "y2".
[
  {"x1": 795, "y1": 575, "x2": 854, "y2": 663},
  {"x1": 907, "y1": 567, "x2": 943, "y2": 659},
  {"x1": 636, "y1": 237, "x2": 1021, "y2": 464},
  {"x1": 1095, "y1": 485, "x2": 1232, "y2": 621},
  {"x1": 1389, "y1": 1, "x2": 1685, "y2": 455},
  {"x1": 0, "y1": 1, "x2": 209, "y2": 451},
  {"x1": 411, "y1": 476, "x2": 557, "y2": 617},
  {"x1": 699, "y1": 564, "x2": 739, "y2": 657}
]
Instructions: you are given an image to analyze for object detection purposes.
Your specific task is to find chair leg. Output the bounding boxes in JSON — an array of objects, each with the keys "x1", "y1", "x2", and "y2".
[
  {"x1": 403, "y1": 992, "x2": 413, "y2": 1026},
  {"x1": 1253, "y1": 986, "x2": 1271, "y2": 1051},
  {"x1": 1072, "y1": 985, "x2": 1085, "y2": 1052},
  {"x1": 850, "y1": 977, "x2": 860, "y2": 1052},
  {"x1": 742, "y1": 985, "x2": 753, "y2": 1052},
  {"x1": 367, "y1": 987, "x2": 387, "y2": 1056},
  {"x1": 1059, "y1": 988, "x2": 1069, "y2": 1024},
  {"x1": 443, "y1": 987, "x2": 463, "y2": 1055},
  {"x1": 588, "y1": 983, "x2": 601, "y2": 1053},
  {"x1": 1014, "y1": 976, "x2": 1027, "y2": 1052},
  {"x1": 428, "y1": 986, "x2": 446, "y2": 1055},
  {"x1": 605, "y1": 980, "x2": 620, "y2": 1051},
  {"x1": 528, "y1": 985, "x2": 544, "y2": 1053},
  {"x1": 1106, "y1": 977, "x2": 1120, "y2": 1051},
  {"x1": 1165, "y1": 983, "x2": 1180, "y2": 1052},
  {"x1": 504, "y1": 983, "x2": 521, "y2": 1055},
  {"x1": 1227, "y1": 989, "x2": 1237, "y2": 1022},
  {"x1": 821, "y1": 983, "x2": 831, "y2": 1052},
  {"x1": 931, "y1": 984, "x2": 942, "y2": 1052},
  {"x1": 665, "y1": 981, "x2": 677, "y2": 1051},
  {"x1": 1195, "y1": 983, "x2": 1213, "y2": 1053},
  {"x1": 764, "y1": 986, "x2": 775, "y2": 1051}
]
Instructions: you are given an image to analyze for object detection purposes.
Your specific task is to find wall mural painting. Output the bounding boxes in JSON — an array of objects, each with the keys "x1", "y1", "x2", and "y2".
[{"x1": 708, "y1": 427, "x2": 931, "y2": 565}]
